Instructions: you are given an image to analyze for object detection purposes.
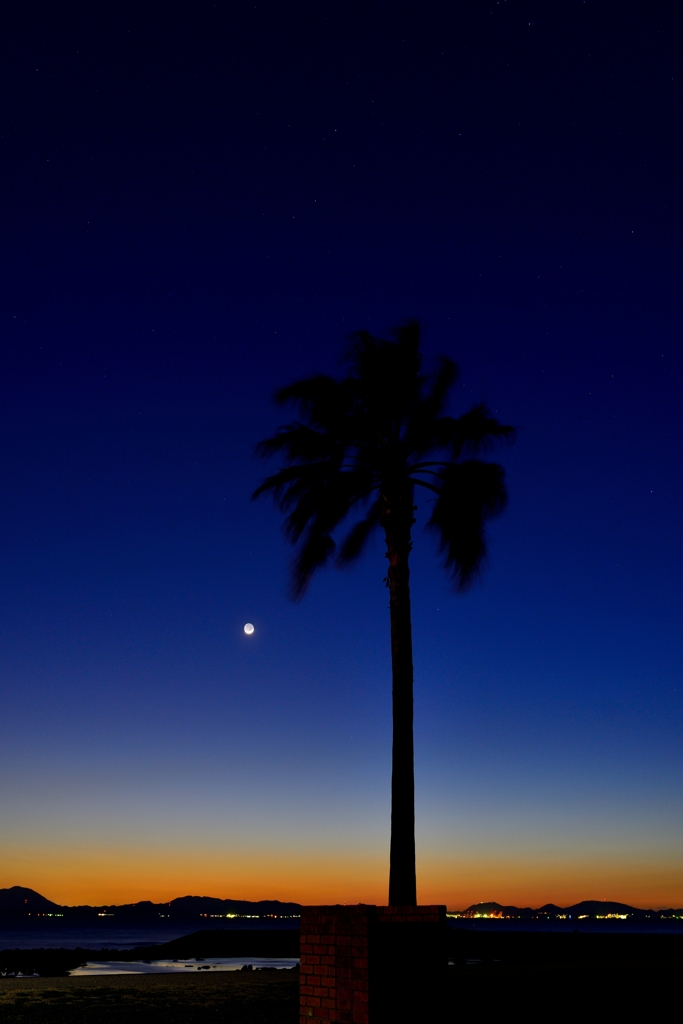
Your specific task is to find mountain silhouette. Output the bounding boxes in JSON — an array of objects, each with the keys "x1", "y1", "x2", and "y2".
[
  {"x1": 2, "y1": 888, "x2": 682, "y2": 922},
  {"x1": 0, "y1": 886, "x2": 301, "y2": 921},
  {"x1": 457, "y1": 900, "x2": 683, "y2": 919},
  {"x1": 0, "y1": 887, "x2": 63, "y2": 915}
]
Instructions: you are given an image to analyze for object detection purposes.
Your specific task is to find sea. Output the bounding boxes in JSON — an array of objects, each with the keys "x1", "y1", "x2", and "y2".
[
  {"x1": 3, "y1": 915, "x2": 683, "y2": 951},
  {"x1": 0, "y1": 916, "x2": 299, "y2": 951},
  {"x1": 3, "y1": 916, "x2": 683, "y2": 976},
  {"x1": 447, "y1": 917, "x2": 683, "y2": 935},
  {"x1": 70, "y1": 957, "x2": 299, "y2": 975}
]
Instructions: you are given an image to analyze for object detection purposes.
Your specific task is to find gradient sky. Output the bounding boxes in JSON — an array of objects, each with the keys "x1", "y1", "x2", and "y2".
[{"x1": 1, "y1": 1, "x2": 683, "y2": 909}]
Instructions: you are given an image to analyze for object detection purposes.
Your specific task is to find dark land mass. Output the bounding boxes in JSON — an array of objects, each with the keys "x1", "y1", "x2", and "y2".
[
  {"x1": 0, "y1": 972, "x2": 299, "y2": 1024},
  {"x1": 453, "y1": 899, "x2": 683, "y2": 920},
  {"x1": 0, "y1": 887, "x2": 300, "y2": 925},
  {"x1": 5, "y1": 925, "x2": 683, "y2": 978},
  {"x1": 4, "y1": 887, "x2": 682, "y2": 926},
  {"x1": 0, "y1": 929, "x2": 300, "y2": 977},
  {"x1": 1, "y1": 958, "x2": 683, "y2": 1023}
]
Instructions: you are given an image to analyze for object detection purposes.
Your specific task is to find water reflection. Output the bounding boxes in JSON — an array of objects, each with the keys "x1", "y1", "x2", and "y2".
[{"x1": 71, "y1": 957, "x2": 299, "y2": 975}]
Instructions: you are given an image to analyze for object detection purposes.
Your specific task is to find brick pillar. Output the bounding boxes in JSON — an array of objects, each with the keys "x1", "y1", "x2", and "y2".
[
  {"x1": 300, "y1": 905, "x2": 371, "y2": 1023},
  {"x1": 300, "y1": 905, "x2": 446, "y2": 1024}
]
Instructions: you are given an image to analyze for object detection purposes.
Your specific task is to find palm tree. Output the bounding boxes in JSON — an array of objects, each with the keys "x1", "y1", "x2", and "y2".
[{"x1": 253, "y1": 322, "x2": 514, "y2": 906}]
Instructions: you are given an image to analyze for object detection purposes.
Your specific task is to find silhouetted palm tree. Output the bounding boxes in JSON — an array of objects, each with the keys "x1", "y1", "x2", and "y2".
[{"x1": 254, "y1": 322, "x2": 514, "y2": 906}]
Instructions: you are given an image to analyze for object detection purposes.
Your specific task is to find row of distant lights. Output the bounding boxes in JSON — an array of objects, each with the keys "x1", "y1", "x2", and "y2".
[
  {"x1": 23, "y1": 910, "x2": 683, "y2": 921},
  {"x1": 448, "y1": 912, "x2": 634, "y2": 921},
  {"x1": 94, "y1": 910, "x2": 299, "y2": 919},
  {"x1": 200, "y1": 913, "x2": 300, "y2": 919}
]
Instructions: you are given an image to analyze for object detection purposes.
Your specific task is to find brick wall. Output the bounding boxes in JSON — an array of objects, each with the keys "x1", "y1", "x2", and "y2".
[
  {"x1": 299, "y1": 905, "x2": 446, "y2": 1024},
  {"x1": 300, "y1": 905, "x2": 371, "y2": 1023}
]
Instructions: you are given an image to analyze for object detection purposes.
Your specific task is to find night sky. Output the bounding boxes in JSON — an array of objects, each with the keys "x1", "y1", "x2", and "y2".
[{"x1": 2, "y1": 1, "x2": 682, "y2": 909}]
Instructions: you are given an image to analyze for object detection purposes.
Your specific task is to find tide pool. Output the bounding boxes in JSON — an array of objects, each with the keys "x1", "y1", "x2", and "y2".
[{"x1": 71, "y1": 957, "x2": 299, "y2": 975}]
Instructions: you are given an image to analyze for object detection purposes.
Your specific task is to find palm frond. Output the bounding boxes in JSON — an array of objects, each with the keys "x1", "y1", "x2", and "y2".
[
  {"x1": 254, "y1": 321, "x2": 514, "y2": 597},
  {"x1": 336, "y1": 499, "x2": 383, "y2": 566},
  {"x1": 272, "y1": 377, "x2": 360, "y2": 450},
  {"x1": 254, "y1": 423, "x2": 335, "y2": 464},
  {"x1": 436, "y1": 404, "x2": 516, "y2": 459},
  {"x1": 425, "y1": 355, "x2": 459, "y2": 412},
  {"x1": 274, "y1": 374, "x2": 337, "y2": 411},
  {"x1": 427, "y1": 460, "x2": 508, "y2": 590},
  {"x1": 251, "y1": 463, "x2": 310, "y2": 503},
  {"x1": 346, "y1": 322, "x2": 422, "y2": 428},
  {"x1": 407, "y1": 356, "x2": 459, "y2": 454},
  {"x1": 291, "y1": 530, "x2": 337, "y2": 599}
]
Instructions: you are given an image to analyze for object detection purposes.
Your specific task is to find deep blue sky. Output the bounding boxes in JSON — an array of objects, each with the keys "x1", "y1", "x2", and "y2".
[{"x1": 1, "y1": 1, "x2": 682, "y2": 907}]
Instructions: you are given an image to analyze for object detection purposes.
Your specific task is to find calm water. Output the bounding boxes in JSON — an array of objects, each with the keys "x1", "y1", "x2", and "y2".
[
  {"x1": 448, "y1": 919, "x2": 683, "y2": 935},
  {"x1": 71, "y1": 957, "x2": 299, "y2": 975},
  {"x1": 0, "y1": 919, "x2": 298, "y2": 950},
  {"x1": 4, "y1": 917, "x2": 683, "y2": 950}
]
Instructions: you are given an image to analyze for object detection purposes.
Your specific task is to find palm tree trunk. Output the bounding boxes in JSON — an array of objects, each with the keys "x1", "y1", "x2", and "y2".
[{"x1": 385, "y1": 517, "x2": 417, "y2": 907}]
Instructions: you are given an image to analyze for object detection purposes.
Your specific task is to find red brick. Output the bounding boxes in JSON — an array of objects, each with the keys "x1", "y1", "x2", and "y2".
[{"x1": 304, "y1": 904, "x2": 450, "y2": 1022}]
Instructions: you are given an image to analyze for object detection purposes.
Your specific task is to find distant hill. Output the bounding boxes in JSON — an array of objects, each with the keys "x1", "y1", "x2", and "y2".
[
  {"x1": 3, "y1": 887, "x2": 682, "y2": 923},
  {"x1": 0, "y1": 886, "x2": 301, "y2": 922},
  {"x1": 453, "y1": 900, "x2": 683, "y2": 920},
  {"x1": 0, "y1": 887, "x2": 63, "y2": 915}
]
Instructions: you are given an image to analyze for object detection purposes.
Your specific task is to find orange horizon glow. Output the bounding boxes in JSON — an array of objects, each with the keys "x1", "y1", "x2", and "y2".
[{"x1": 3, "y1": 845, "x2": 682, "y2": 911}]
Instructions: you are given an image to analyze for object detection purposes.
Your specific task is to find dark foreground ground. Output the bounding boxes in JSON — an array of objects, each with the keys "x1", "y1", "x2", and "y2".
[
  {"x1": 1, "y1": 960, "x2": 682, "y2": 1022},
  {"x1": 0, "y1": 971, "x2": 298, "y2": 1024}
]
